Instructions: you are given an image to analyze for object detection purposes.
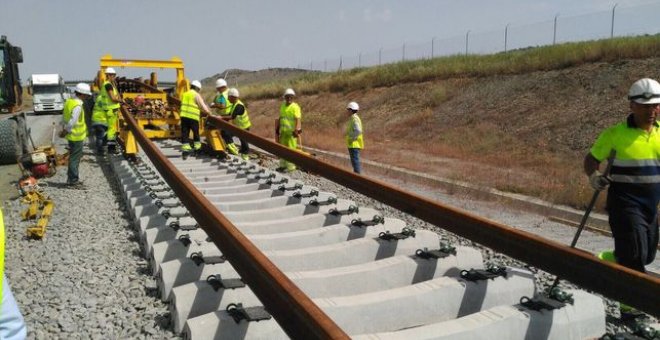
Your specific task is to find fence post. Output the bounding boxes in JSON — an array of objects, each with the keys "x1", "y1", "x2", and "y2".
[
  {"x1": 465, "y1": 30, "x2": 470, "y2": 56},
  {"x1": 339, "y1": 55, "x2": 343, "y2": 71},
  {"x1": 379, "y1": 48, "x2": 382, "y2": 65},
  {"x1": 431, "y1": 37, "x2": 435, "y2": 58},
  {"x1": 553, "y1": 13, "x2": 559, "y2": 45},
  {"x1": 611, "y1": 3, "x2": 618, "y2": 38},
  {"x1": 504, "y1": 24, "x2": 510, "y2": 53}
]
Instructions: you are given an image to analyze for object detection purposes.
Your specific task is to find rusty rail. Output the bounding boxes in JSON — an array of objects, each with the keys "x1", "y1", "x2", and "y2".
[
  {"x1": 208, "y1": 116, "x2": 660, "y2": 317},
  {"x1": 122, "y1": 110, "x2": 350, "y2": 340}
]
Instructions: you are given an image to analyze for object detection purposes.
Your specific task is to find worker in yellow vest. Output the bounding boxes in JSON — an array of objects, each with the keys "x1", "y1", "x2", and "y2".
[
  {"x1": 60, "y1": 83, "x2": 92, "y2": 188},
  {"x1": 275, "y1": 88, "x2": 302, "y2": 172},
  {"x1": 180, "y1": 80, "x2": 211, "y2": 160},
  {"x1": 220, "y1": 88, "x2": 251, "y2": 160},
  {"x1": 98, "y1": 68, "x2": 122, "y2": 154},
  {"x1": 90, "y1": 94, "x2": 108, "y2": 155},
  {"x1": 209, "y1": 78, "x2": 239, "y2": 155},
  {"x1": 345, "y1": 102, "x2": 364, "y2": 173},
  {"x1": 0, "y1": 209, "x2": 27, "y2": 339}
]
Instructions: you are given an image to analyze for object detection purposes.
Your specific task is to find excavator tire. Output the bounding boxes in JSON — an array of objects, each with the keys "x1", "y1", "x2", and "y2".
[{"x1": 0, "y1": 118, "x2": 21, "y2": 165}]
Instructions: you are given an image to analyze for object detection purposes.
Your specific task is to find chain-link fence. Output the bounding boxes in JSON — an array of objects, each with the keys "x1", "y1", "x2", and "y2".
[{"x1": 299, "y1": 2, "x2": 660, "y2": 71}]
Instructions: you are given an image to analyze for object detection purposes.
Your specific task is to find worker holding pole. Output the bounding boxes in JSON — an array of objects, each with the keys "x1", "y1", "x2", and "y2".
[
  {"x1": 584, "y1": 78, "x2": 660, "y2": 317},
  {"x1": 60, "y1": 83, "x2": 92, "y2": 188},
  {"x1": 275, "y1": 88, "x2": 302, "y2": 172}
]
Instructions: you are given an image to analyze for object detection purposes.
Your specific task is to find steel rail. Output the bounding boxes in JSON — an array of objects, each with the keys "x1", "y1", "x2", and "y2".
[
  {"x1": 122, "y1": 110, "x2": 350, "y2": 340},
  {"x1": 208, "y1": 116, "x2": 660, "y2": 317}
]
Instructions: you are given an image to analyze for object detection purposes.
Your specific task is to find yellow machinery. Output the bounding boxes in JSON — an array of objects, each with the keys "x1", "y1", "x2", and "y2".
[
  {"x1": 19, "y1": 183, "x2": 53, "y2": 239},
  {"x1": 97, "y1": 55, "x2": 226, "y2": 157}
]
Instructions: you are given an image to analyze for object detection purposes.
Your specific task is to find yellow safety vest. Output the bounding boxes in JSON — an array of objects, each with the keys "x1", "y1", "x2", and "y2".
[
  {"x1": 1, "y1": 208, "x2": 5, "y2": 302},
  {"x1": 180, "y1": 90, "x2": 201, "y2": 121},
  {"x1": 213, "y1": 90, "x2": 231, "y2": 116},
  {"x1": 279, "y1": 102, "x2": 301, "y2": 134},
  {"x1": 63, "y1": 98, "x2": 87, "y2": 142},
  {"x1": 100, "y1": 81, "x2": 120, "y2": 111},
  {"x1": 230, "y1": 99, "x2": 251, "y2": 130},
  {"x1": 345, "y1": 114, "x2": 364, "y2": 149},
  {"x1": 91, "y1": 95, "x2": 107, "y2": 125}
]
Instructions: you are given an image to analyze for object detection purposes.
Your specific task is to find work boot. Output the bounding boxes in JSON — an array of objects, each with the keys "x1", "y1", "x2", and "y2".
[
  {"x1": 227, "y1": 143, "x2": 239, "y2": 155},
  {"x1": 182, "y1": 152, "x2": 189, "y2": 160},
  {"x1": 241, "y1": 153, "x2": 250, "y2": 161}
]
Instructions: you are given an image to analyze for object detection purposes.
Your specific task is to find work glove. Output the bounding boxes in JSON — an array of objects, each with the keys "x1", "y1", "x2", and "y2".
[
  {"x1": 58, "y1": 129, "x2": 67, "y2": 138},
  {"x1": 589, "y1": 170, "x2": 611, "y2": 191}
]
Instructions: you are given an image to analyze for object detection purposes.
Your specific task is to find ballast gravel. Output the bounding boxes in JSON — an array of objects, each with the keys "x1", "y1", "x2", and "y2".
[{"x1": 2, "y1": 145, "x2": 657, "y2": 338}]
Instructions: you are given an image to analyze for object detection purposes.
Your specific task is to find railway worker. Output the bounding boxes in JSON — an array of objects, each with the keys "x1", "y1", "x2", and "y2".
[
  {"x1": 345, "y1": 101, "x2": 364, "y2": 174},
  {"x1": 60, "y1": 83, "x2": 92, "y2": 187},
  {"x1": 221, "y1": 88, "x2": 251, "y2": 160},
  {"x1": 0, "y1": 208, "x2": 27, "y2": 339},
  {"x1": 209, "y1": 78, "x2": 239, "y2": 155},
  {"x1": 180, "y1": 80, "x2": 211, "y2": 160},
  {"x1": 584, "y1": 78, "x2": 660, "y2": 277},
  {"x1": 275, "y1": 88, "x2": 302, "y2": 172},
  {"x1": 99, "y1": 67, "x2": 122, "y2": 154},
  {"x1": 90, "y1": 94, "x2": 108, "y2": 155}
]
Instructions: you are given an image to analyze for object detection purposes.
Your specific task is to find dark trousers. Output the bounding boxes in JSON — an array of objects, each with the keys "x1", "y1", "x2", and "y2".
[
  {"x1": 92, "y1": 124, "x2": 107, "y2": 154},
  {"x1": 67, "y1": 140, "x2": 84, "y2": 184},
  {"x1": 608, "y1": 199, "x2": 659, "y2": 273},
  {"x1": 220, "y1": 130, "x2": 234, "y2": 145},
  {"x1": 239, "y1": 128, "x2": 250, "y2": 154},
  {"x1": 348, "y1": 148, "x2": 361, "y2": 174},
  {"x1": 181, "y1": 117, "x2": 200, "y2": 148}
]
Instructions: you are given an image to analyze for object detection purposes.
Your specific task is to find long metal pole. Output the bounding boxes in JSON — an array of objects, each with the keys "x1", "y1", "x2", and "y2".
[
  {"x1": 504, "y1": 24, "x2": 509, "y2": 53},
  {"x1": 553, "y1": 14, "x2": 559, "y2": 45},
  {"x1": 611, "y1": 3, "x2": 618, "y2": 38},
  {"x1": 431, "y1": 37, "x2": 435, "y2": 58},
  {"x1": 465, "y1": 30, "x2": 470, "y2": 56}
]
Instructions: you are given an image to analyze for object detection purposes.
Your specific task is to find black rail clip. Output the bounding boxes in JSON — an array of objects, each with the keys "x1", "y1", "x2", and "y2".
[
  {"x1": 206, "y1": 275, "x2": 246, "y2": 291},
  {"x1": 226, "y1": 303, "x2": 272, "y2": 324},
  {"x1": 329, "y1": 205, "x2": 359, "y2": 216},
  {"x1": 378, "y1": 227, "x2": 416, "y2": 241},
  {"x1": 460, "y1": 265, "x2": 507, "y2": 282},
  {"x1": 178, "y1": 234, "x2": 192, "y2": 247},
  {"x1": 351, "y1": 215, "x2": 385, "y2": 227},
  {"x1": 278, "y1": 183, "x2": 303, "y2": 191},
  {"x1": 190, "y1": 252, "x2": 226, "y2": 266},
  {"x1": 169, "y1": 221, "x2": 198, "y2": 231},
  {"x1": 293, "y1": 189, "x2": 319, "y2": 199},
  {"x1": 309, "y1": 196, "x2": 337, "y2": 206},
  {"x1": 266, "y1": 177, "x2": 288, "y2": 185},
  {"x1": 415, "y1": 244, "x2": 457, "y2": 259},
  {"x1": 520, "y1": 295, "x2": 566, "y2": 312},
  {"x1": 255, "y1": 172, "x2": 276, "y2": 180}
]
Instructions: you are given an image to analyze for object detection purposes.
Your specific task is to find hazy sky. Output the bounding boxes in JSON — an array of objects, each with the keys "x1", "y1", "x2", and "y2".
[{"x1": 2, "y1": 0, "x2": 659, "y2": 82}]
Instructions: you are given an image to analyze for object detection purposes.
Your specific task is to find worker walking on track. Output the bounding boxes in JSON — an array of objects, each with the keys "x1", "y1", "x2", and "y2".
[
  {"x1": 0, "y1": 208, "x2": 27, "y2": 340},
  {"x1": 345, "y1": 101, "x2": 364, "y2": 174},
  {"x1": 222, "y1": 88, "x2": 251, "y2": 160},
  {"x1": 209, "y1": 78, "x2": 239, "y2": 155},
  {"x1": 60, "y1": 83, "x2": 92, "y2": 188},
  {"x1": 180, "y1": 80, "x2": 211, "y2": 160},
  {"x1": 584, "y1": 78, "x2": 660, "y2": 316},
  {"x1": 98, "y1": 67, "x2": 122, "y2": 154},
  {"x1": 275, "y1": 88, "x2": 302, "y2": 172}
]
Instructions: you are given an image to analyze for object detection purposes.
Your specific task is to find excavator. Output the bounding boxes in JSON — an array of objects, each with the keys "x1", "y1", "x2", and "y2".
[{"x1": 0, "y1": 35, "x2": 30, "y2": 165}]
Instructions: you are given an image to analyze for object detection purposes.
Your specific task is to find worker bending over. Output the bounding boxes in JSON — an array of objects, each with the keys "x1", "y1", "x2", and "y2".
[
  {"x1": 221, "y1": 88, "x2": 251, "y2": 160},
  {"x1": 60, "y1": 83, "x2": 92, "y2": 188},
  {"x1": 276, "y1": 88, "x2": 302, "y2": 172},
  {"x1": 210, "y1": 78, "x2": 239, "y2": 155}
]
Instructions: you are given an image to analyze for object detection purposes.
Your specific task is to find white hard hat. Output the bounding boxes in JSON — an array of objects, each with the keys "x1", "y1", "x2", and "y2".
[
  {"x1": 283, "y1": 88, "x2": 296, "y2": 96},
  {"x1": 75, "y1": 83, "x2": 92, "y2": 96},
  {"x1": 628, "y1": 78, "x2": 660, "y2": 104},
  {"x1": 105, "y1": 67, "x2": 116, "y2": 75},
  {"x1": 191, "y1": 80, "x2": 202, "y2": 90},
  {"x1": 346, "y1": 102, "x2": 359, "y2": 111},
  {"x1": 228, "y1": 88, "x2": 240, "y2": 97},
  {"x1": 215, "y1": 78, "x2": 227, "y2": 88}
]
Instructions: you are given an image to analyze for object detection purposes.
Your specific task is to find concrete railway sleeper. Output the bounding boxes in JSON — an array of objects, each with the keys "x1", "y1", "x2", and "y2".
[{"x1": 108, "y1": 137, "x2": 610, "y2": 339}]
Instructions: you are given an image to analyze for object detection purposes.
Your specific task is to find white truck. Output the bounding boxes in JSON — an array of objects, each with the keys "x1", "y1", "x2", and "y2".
[{"x1": 28, "y1": 73, "x2": 67, "y2": 114}]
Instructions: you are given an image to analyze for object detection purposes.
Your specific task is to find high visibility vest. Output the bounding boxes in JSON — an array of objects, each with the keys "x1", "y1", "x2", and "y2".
[
  {"x1": 63, "y1": 98, "x2": 87, "y2": 142},
  {"x1": 345, "y1": 114, "x2": 364, "y2": 149},
  {"x1": 213, "y1": 90, "x2": 231, "y2": 116},
  {"x1": 1, "y1": 208, "x2": 5, "y2": 303},
  {"x1": 279, "y1": 102, "x2": 301, "y2": 134},
  {"x1": 91, "y1": 95, "x2": 107, "y2": 125},
  {"x1": 230, "y1": 99, "x2": 251, "y2": 130},
  {"x1": 180, "y1": 90, "x2": 201, "y2": 121},
  {"x1": 100, "y1": 81, "x2": 120, "y2": 111}
]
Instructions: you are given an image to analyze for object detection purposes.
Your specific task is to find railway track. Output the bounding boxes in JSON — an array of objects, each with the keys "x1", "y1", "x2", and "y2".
[{"x1": 109, "y1": 112, "x2": 659, "y2": 339}]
